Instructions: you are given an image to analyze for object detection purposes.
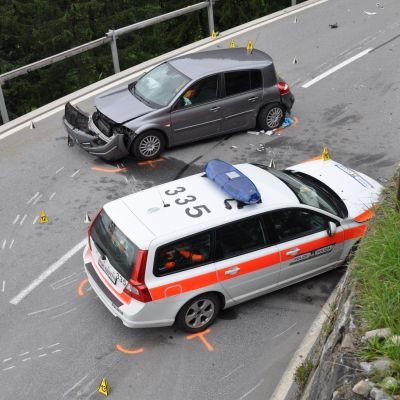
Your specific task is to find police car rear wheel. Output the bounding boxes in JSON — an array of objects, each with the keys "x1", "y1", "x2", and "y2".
[
  {"x1": 176, "y1": 293, "x2": 220, "y2": 333},
  {"x1": 257, "y1": 103, "x2": 285, "y2": 130},
  {"x1": 131, "y1": 130, "x2": 165, "y2": 161}
]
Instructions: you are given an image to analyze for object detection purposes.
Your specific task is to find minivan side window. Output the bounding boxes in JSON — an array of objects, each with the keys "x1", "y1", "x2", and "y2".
[
  {"x1": 177, "y1": 75, "x2": 219, "y2": 109},
  {"x1": 215, "y1": 216, "x2": 266, "y2": 260},
  {"x1": 264, "y1": 208, "x2": 329, "y2": 244},
  {"x1": 155, "y1": 232, "x2": 212, "y2": 276}
]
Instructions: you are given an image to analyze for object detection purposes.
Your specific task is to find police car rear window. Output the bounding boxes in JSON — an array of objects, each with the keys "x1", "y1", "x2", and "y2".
[{"x1": 91, "y1": 210, "x2": 139, "y2": 280}]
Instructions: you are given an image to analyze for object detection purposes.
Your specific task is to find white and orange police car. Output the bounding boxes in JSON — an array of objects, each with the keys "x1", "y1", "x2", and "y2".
[{"x1": 83, "y1": 153, "x2": 382, "y2": 332}]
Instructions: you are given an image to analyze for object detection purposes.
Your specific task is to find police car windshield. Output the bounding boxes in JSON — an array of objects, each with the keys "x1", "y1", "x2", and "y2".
[
  {"x1": 254, "y1": 165, "x2": 348, "y2": 218},
  {"x1": 91, "y1": 210, "x2": 139, "y2": 280}
]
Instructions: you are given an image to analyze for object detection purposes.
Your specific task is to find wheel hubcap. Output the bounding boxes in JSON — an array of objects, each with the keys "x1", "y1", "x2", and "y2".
[
  {"x1": 185, "y1": 299, "x2": 215, "y2": 329},
  {"x1": 139, "y1": 135, "x2": 161, "y2": 157},
  {"x1": 266, "y1": 107, "x2": 283, "y2": 128}
]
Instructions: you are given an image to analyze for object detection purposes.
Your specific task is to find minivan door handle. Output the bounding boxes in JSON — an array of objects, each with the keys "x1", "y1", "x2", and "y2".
[
  {"x1": 286, "y1": 248, "x2": 300, "y2": 256},
  {"x1": 248, "y1": 96, "x2": 259, "y2": 102},
  {"x1": 210, "y1": 106, "x2": 220, "y2": 112},
  {"x1": 224, "y1": 266, "x2": 240, "y2": 275}
]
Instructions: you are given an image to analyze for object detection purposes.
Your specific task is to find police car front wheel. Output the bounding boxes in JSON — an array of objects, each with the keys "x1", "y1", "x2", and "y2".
[{"x1": 176, "y1": 293, "x2": 221, "y2": 333}]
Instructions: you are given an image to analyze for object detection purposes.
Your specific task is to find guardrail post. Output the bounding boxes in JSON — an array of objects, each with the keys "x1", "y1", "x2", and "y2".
[
  {"x1": 292, "y1": 0, "x2": 297, "y2": 5},
  {"x1": 108, "y1": 30, "x2": 121, "y2": 74},
  {"x1": 207, "y1": 0, "x2": 215, "y2": 35},
  {"x1": 0, "y1": 82, "x2": 10, "y2": 124}
]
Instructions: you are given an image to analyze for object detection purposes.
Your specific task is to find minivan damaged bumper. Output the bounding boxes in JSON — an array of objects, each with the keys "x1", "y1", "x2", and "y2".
[{"x1": 62, "y1": 103, "x2": 129, "y2": 161}]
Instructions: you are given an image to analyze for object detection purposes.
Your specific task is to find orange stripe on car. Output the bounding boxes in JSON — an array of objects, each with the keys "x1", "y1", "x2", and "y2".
[
  {"x1": 344, "y1": 224, "x2": 368, "y2": 240},
  {"x1": 354, "y1": 207, "x2": 376, "y2": 223}
]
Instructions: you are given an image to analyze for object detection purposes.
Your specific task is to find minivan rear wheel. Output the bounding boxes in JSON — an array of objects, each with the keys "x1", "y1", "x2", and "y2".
[
  {"x1": 131, "y1": 130, "x2": 165, "y2": 161},
  {"x1": 257, "y1": 103, "x2": 286, "y2": 130},
  {"x1": 176, "y1": 293, "x2": 221, "y2": 333}
]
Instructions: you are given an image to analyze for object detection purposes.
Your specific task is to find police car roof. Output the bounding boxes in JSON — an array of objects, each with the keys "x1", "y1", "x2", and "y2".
[{"x1": 104, "y1": 163, "x2": 299, "y2": 248}]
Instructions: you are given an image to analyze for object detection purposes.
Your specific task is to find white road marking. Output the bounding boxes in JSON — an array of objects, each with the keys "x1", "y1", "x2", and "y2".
[
  {"x1": 38, "y1": 347, "x2": 44, "y2": 350},
  {"x1": 22, "y1": 357, "x2": 31, "y2": 362},
  {"x1": 38, "y1": 353, "x2": 47, "y2": 358},
  {"x1": 2, "y1": 366, "x2": 15, "y2": 371},
  {"x1": 219, "y1": 364, "x2": 243, "y2": 381},
  {"x1": 27, "y1": 302, "x2": 67, "y2": 316},
  {"x1": 32, "y1": 216, "x2": 38, "y2": 224},
  {"x1": 51, "y1": 349, "x2": 62, "y2": 354},
  {"x1": 2, "y1": 358, "x2": 12, "y2": 363},
  {"x1": 1, "y1": 281, "x2": 5, "y2": 292},
  {"x1": 49, "y1": 192, "x2": 56, "y2": 201},
  {"x1": 238, "y1": 378, "x2": 265, "y2": 400},
  {"x1": 63, "y1": 374, "x2": 88, "y2": 398},
  {"x1": 2, "y1": 240, "x2": 6, "y2": 249},
  {"x1": 0, "y1": 0, "x2": 327, "y2": 142},
  {"x1": 19, "y1": 352, "x2": 29, "y2": 357},
  {"x1": 10, "y1": 238, "x2": 86, "y2": 305},
  {"x1": 70, "y1": 169, "x2": 80, "y2": 178},
  {"x1": 272, "y1": 322, "x2": 297, "y2": 339},
  {"x1": 20, "y1": 214, "x2": 27, "y2": 225},
  {"x1": 51, "y1": 278, "x2": 78, "y2": 290},
  {"x1": 302, "y1": 48, "x2": 373, "y2": 88},
  {"x1": 26, "y1": 192, "x2": 40, "y2": 205},
  {"x1": 55, "y1": 166, "x2": 64, "y2": 174},
  {"x1": 48, "y1": 342, "x2": 60, "y2": 348},
  {"x1": 9, "y1": 239, "x2": 14, "y2": 249},
  {"x1": 49, "y1": 307, "x2": 77, "y2": 319},
  {"x1": 12, "y1": 215, "x2": 20, "y2": 224},
  {"x1": 32, "y1": 193, "x2": 43, "y2": 205},
  {"x1": 50, "y1": 273, "x2": 76, "y2": 287}
]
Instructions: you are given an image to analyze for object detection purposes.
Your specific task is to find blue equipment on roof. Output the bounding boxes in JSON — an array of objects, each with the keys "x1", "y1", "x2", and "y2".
[{"x1": 205, "y1": 159, "x2": 261, "y2": 205}]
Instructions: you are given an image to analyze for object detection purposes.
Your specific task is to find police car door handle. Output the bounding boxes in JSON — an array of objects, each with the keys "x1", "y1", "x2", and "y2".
[
  {"x1": 210, "y1": 106, "x2": 220, "y2": 112},
  {"x1": 225, "y1": 266, "x2": 240, "y2": 275},
  {"x1": 286, "y1": 248, "x2": 300, "y2": 256}
]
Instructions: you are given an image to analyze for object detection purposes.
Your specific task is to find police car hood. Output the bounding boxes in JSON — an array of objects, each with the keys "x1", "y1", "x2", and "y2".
[{"x1": 287, "y1": 159, "x2": 382, "y2": 220}]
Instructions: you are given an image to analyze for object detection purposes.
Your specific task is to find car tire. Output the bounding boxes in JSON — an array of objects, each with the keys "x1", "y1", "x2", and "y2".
[
  {"x1": 131, "y1": 130, "x2": 165, "y2": 161},
  {"x1": 176, "y1": 293, "x2": 221, "y2": 333},
  {"x1": 257, "y1": 103, "x2": 286, "y2": 130}
]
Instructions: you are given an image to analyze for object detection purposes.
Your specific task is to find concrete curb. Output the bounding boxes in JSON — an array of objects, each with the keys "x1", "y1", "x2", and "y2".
[
  {"x1": 270, "y1": 272, "x2": 347, "y2": 400},
  {"x1": 0, "y1": 0, "x2": 327, "y2": 137}
]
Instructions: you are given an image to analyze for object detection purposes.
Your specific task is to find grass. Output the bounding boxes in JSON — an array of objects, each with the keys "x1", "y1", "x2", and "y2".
[
  {"x1": 294, "y1": 360, "x2": 314, "y2": 391},
  {"x1": 350, "y1": 177, "x2": 400, "y2": 387}
]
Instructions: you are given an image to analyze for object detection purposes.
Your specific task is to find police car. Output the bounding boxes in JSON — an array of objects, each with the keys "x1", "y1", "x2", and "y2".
[{"x1": 83, "y1": 153, "x2": 382, "y2": 332}]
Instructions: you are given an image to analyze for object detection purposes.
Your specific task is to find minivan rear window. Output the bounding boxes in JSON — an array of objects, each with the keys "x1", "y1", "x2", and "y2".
[{"x1": 91, "y1": 210, "x2": 138, "y2": 280}]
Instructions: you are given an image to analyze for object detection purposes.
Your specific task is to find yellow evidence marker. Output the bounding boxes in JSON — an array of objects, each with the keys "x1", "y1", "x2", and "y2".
[
  {"x1": 229, "y1": 39, "x2": 235, "y2": 48},
  {"x1": 98, "y1": 378, "x2": 110, "y2": 396},
  {"x1": 39, "y1": 211, "x2": 48, "y2": 224},
  {"x1": 247, "y1": 40, "x2": 253, "y2": 54},
  {"x1": 211, "y1": 31, "x2": 217, "y2": 40},
  {"x1": 322, "y1": 147, "x2": 331, "y2": 161}
]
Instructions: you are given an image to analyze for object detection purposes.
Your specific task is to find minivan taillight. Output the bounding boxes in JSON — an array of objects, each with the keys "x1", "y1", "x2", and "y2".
[
  {"x1": 88, "y1": 208, "x2": 103, "y2": 250},
  {"x1": 278, "y1": 81, "x2": 290, "y2": 95},
  {"x1": 124, "y1": 250, "x2": 152, "y2": 303}
]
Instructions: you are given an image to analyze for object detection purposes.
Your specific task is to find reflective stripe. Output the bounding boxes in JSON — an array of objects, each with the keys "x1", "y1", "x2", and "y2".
[
  {"x1": 344, "y1": 224, "x2": 368, "y2": 240},
  {"x1": 354, "y1": 207, "x2": 375, "y2": 223}
]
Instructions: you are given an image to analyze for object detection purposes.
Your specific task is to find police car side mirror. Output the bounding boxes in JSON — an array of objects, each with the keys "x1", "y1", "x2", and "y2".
[{"x1": 327, "y1": 221, "x2": 337, "y2": 237}]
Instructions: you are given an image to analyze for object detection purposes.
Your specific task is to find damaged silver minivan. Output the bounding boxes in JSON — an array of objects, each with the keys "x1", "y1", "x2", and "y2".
[{"x1": 63, "y1": 48, "x2": 294, "y2": 161}]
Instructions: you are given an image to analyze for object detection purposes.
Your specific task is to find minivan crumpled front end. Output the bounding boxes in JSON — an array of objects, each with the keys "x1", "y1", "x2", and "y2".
[{"x1": 62, "y1": 102, "x2": 129, "y2": 161}]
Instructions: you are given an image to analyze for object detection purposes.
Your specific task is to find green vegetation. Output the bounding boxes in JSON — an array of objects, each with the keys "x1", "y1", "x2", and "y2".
[
  {"x1": 0, "y1": 0, "x2": 301, "y2": 123},
  {"x1": 294, "y1": 359, "x2": 314, "y2": 391},
  {"x1": 351, "y1": 176, "x2": 400, "y2": 388}
]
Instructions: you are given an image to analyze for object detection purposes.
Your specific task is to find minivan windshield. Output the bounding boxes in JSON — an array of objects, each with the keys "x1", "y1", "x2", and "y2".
[
  {"x1": 132, "y1": 62, "x2": 190, "y2": 107},
  {"x1": 91, "y1": 210, "x2": 139, "y2": 280},
  {"x1": 254, "y1": 164, "x2": 348, "y2": 218}
]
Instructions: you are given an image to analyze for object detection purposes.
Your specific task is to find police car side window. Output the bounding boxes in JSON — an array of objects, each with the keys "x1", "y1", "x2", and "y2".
[
  {"x1": 155, "y1": 232, "x2": 212, "y2": 276},
  {"x1": 215, "y1": 216, "x2": 266, "y2": 260},
  {"x1": 266, "y1": 209, "x2": 328, "y2": 243}
]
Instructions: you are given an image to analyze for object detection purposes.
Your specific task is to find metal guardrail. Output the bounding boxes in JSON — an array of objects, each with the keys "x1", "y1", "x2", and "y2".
[{"x1": 0, "y1": 1, "x2": 215, "y2": 124}]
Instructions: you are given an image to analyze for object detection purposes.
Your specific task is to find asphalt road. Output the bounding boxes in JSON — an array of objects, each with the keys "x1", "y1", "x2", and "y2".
[{"x1": 1, "y1": 0, "x2": 399, "y2": 399}]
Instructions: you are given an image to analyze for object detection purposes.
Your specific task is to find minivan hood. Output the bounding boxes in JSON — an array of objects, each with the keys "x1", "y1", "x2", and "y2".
[
  {"x1": 287, "y1": 159, "x2": 383, "y2": 220},
  {"x1": 95, "y1": 86, "x2": 153, "y2": 124}
]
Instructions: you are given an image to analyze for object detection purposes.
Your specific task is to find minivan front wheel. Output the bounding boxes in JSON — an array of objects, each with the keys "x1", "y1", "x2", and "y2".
[
  {"x1": 131, "y1": 130, "x2": 165, "y2": 161},
  {"x1": 176, "y1": 293, "x2": 221, "y2": 333},
  {"x1": 258, "y1": 103, "x2": 286, "y2": 130}
]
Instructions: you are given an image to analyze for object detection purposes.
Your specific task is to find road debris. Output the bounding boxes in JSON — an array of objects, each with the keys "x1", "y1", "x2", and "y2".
[
  {"x1": 329, "y1": 22, "x2": 338, "y2": 29},
  {"x1": 364, "y1": 10, "x2": 377, "y2": 15},
  {"x1": 282, "y1": 117, "x2": 295, "y2": 128},
  {"x1": 376, "y1": 2, "x2": 384, "y2": 8},
  {"x1": 248, "y1": 130, "x2": 261, "y2": 135},
  {"x1": 292, "y1": 56, "x2": 298, "y2": 64},
  {"x1": 30, "y1": 120, "x2": 35, "y2": 129},
  {"x1": 230, "y1": 145, "x2": 238, "y2": 149}
]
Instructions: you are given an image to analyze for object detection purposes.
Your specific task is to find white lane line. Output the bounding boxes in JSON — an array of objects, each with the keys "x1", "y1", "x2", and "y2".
[
  {"x1": 32, "y1": 193, "x2": 43, "y2": 205},
  {"x1": 238, "y1": 378, "x2": 265, "y2": 400},
  {"x1": 49, "y1": 192, "x2": 56, "y2": 201},
  {"x1": 49, "y1": 307, "x2": 77, "y2": 320},
  {"x1": 9, "y1": 239, "x2": 15, "y2": 249},
  {"x1": 27, "y1": 192, "x2": 40, "y2": 205},
  {"x1": 38, "y1": 353, "x2": 47, "y2": 358},
  {"x1": 63, "y1": 374, "x2": 88, "y2": 398},
  {"x1": 52, "y1": 349, "x2": 62, "y2": 354},
  {"x1": 2, "y1": 240, "x2": 6, "y2": 249},
  {"x1": 10, "y1": 238, "x2": 86, "y2": 305},
  {"x1": 70, "y1": 169, "x2": 80, "y2": 178},
  {"x1": 0, "y1": 0, "x2": 328, "y2": 143},
  {"x1": 272, "y1": 322, "x2": 297, "y2": 339},
  {"x1": 219, "y1": 364, "x2": 244, "y2": 381},
  {"x1": 22, "y1": 357, "x2": 31, "y2": 362},
  {"x1": 302, "y1": 48, "x2": 373, "y2": 88},
  {"x1": 2, "y1": 366, "x2": 15, "y2": 371},
  {"x1": 2, "y1": 358, "x2": 12, "y2": 363},
  {"x1": 33, "y1": 216, "x2": 38, "y2": 224},
  {"x1": 19, "y1": 352, "x2": 29, "y2": 357},
  {"x1": 47, "y1": 342, "x2": 60, "y2": 349},
  {"x1": 55, "y1": 166, "x2": 64, "y2": 174},
  {"x1": 27, "y1": 302, "x2": 67, "y2": 316},
  {"x1": 1, "y1": 281, "x2": 5, "y2": 293},
  {"x1": 20, "y1": 214, "x2": 27, "y2": 225},
  {"x1": 12, "y1": 215, "x2": 20, "y2": 224}
]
